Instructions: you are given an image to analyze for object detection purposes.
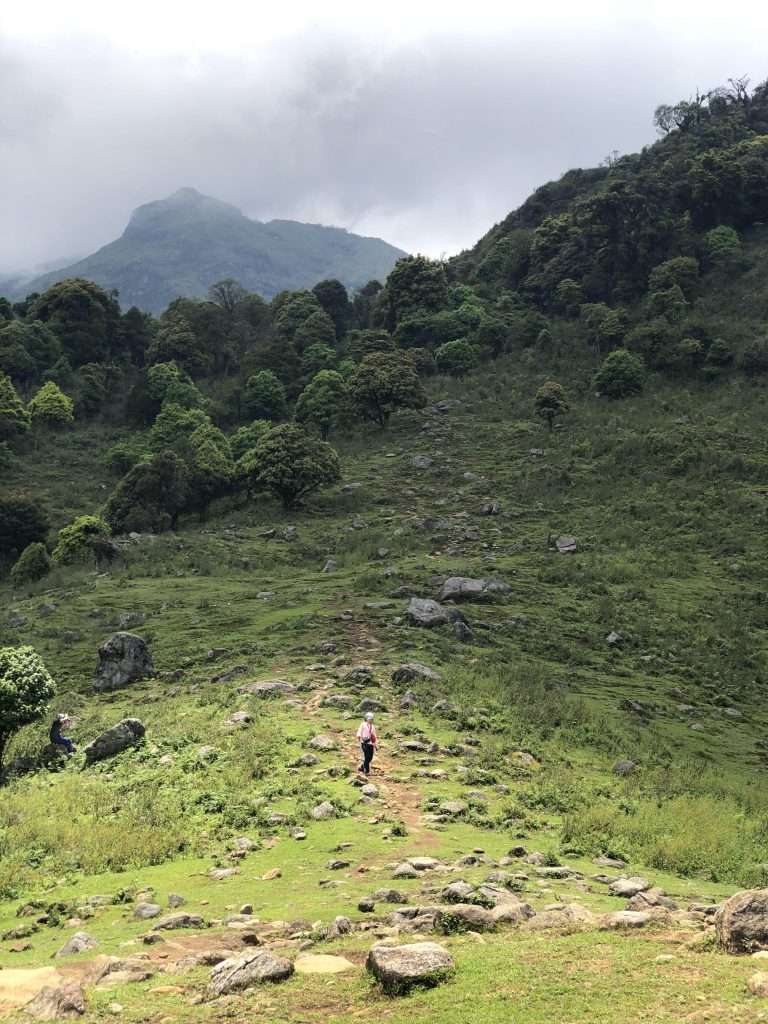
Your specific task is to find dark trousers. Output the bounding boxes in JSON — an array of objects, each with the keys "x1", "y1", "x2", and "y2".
[
  {"x1": 360, "y1": 741, "x2": 375, "y2": 775},
  {"x1": 53, "y1": 737, "x2": 75, "y2": 754}
]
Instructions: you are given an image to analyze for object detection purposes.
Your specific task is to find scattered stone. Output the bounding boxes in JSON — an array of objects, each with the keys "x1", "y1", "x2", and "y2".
[
  {"x1": 524, "y1": 904, "x2": 595, "y2": 931},
  {"x1": 328, "y1": 916, "x2": 353, "y2": 939},
  {"x1": 322, "y1": 558, "x2": 337, "y2": 573},
  {"x1": 372, "y1": 889, "x2": 409, "y2": 904},
  {"x1": 748, "y1": 972, "x2": 768, "y2": 997},
  {"x1": 168, "y1": 894, "x2": 185, "y2": 909},
  {"x1": 411, "y1": 455, "x2": 433, "y2": 469},
  {"x1": 439, "y1": 800, "x2": 468, "y2": 817},
  {"x1": 391, "y1": 662, "x2": 443, "y2": 685},
  {"x1": 357, "y1": 697, "x2": 386, "y2": 713},
  {"x1": 593, "y1": 855, "x2": 627, "y2": 869},
  {"x1": 393, "y1": 862, "x2": 419, "y2": 880},
  {"x1": 55, "y1": 933, "x2": 98, "y2": 957},
  {"x1": 209, "y1": 950, "x2": 294, "y2": 995},
  {"x1": 366, "y1": 941, "x2": 454, "y2": 995},
  {"x1": 480, "y1": 502, "x2": 501, "y2": 516},
  {"x1": 606, "y1": 631, "x2": 623, "y2": 646},
  {"x1": 93, "y1": 633, "x2": 154, "y2": 692},
  {"x1": 291, "y1": 829, "x2": 307, "y2": 841},
  {"x1": 311, "y1": 801, "x2": 336, "y2": 820},
  {"x1": 225, "y1": 711, "x2": 252, "y2": 728},
  {"x1": 262, "y1": 868, "x2": 282, "y2": 881},
  {"x1": 83, "y1": 719, "x2": 145, "y2": 765},
  {"x1": 600, "y1": 911, "x2": 651, "y2": 930},
  {"x1": 441, "y1": 881, "x2": 475, "y2": 904},
  {"x1": 613, "y1": 760, "x2": 636, "y2": 776},
  {"x1": 361, "y1": 784, "x2": 379, "y2": 798},
  {"x1": 627, "y1": 889, "x2": 678, "y2": 912},
  {"x1": 405, "y1": 597, "x2": 466, "y2": 628},
  {"x1": 239, "y1": 680, "x2": 297, "y2": 698},
  {"x1": 296, "y1": 753, "x2": 319, "y2": 766},
  {"x1": 358, "y1": 899, "x2": 376, "y2": 913},
  {"x1": 555, "y1": 535, "x2": 577, "y2": 554}
]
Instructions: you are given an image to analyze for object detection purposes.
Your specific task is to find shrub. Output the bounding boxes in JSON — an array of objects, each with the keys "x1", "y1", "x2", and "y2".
[
  {"x1": 295, "y1": 370, "x2": 350, "y2": 438},
  {"x1": 243, "y1": 370, "x2": 287, "y2": 421},
  {"x1": 0, "y1": 372, "x2": 31, "y2": 440},
  {"x1": 52, "y1": 515, "x2": 111, "y2": 565},
  {"x1": 0, "y1": 495, "x2": 48, "y2": 562},
  {"x1": 104, "y1": 450, "x2": 189, "y2": 533},
  {"x1": 534, "y1": 380, "x2": 569, "y2": 431},
  {"x1": 0, "y1": 645, "x2": 56, "y2": 772},
  {"x1": 739, "y1": 338, "x2": 768, "y2": 377},
  {"x1": 10, "y1": 542, "x2": 51, "y2": 586},
  {"x1": 230, "y1": 420, "x2": 272, "y2": 461},
  {"x1": 435, "y1": 339, "x2": 480, "y2": 377},
  {"x1": 348, "y1": 352, "x2": 427, "y2": 427},
  {"x1": 594, "y1": 349, "x2": 645, "y2": 398}
]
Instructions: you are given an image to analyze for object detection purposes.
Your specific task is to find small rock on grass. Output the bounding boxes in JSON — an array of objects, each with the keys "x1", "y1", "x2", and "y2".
[
  {"x1": 366, "y1": 941, "x2": 455, "y2": 996},
  {"x1": 56, "y1": 932, "x2": 98, "y2": 957},
  {"x1": 748, "y1": 972, "x2": 768, "y2": 997},
  {"x1": 23, "y1": 981, "x2": 86, "y2": 1020}
]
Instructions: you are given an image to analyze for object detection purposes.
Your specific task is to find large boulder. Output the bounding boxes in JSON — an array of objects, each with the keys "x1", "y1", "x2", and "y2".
[
  {"x1": 608, "y1": 876, "x2": 651, "y2": 898},
  {"x1": 716, "y1": 890, "x2": 768, "y2": 953},
  {"x1": 405, "y1": 598, "x2": 466, "y2": 629},
  {"x1": 83, "y1": 719, "x2": 145, "y2": 765},
  {"x1": 391, "y1": 662, "x2": 443, "y2": 685},
  {"x1": 366, "y1": 941, "x2": 454, "y2": 995},
  {"x1": 209, "y1": 950, "x2": 294, "y2": 995},
  {"x1": 93, "y1": 633, "x2": 154, "y2": 692},
  {"x1": 23, "y1": 981, "x2": 86, "y2": 1020},
  {"x1": 438, "y1": 577, "x2": 511, "y2": 602}
]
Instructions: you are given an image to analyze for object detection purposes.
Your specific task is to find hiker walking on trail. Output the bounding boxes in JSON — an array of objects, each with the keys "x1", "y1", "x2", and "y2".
[
  {"x1": 50, "y1": 713, "x2": 76, "y2": 755},
  {"x1": 357, "y1": 711, "x2": 378, "y2": 776}
]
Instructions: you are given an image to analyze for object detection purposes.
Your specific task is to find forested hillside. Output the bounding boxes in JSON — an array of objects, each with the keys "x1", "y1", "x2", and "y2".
[{"x1": 1, "y1": 77, "x2": 768, "y2": 1024}]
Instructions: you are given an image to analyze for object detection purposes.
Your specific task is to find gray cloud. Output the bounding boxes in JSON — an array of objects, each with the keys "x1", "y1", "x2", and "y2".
[{"x1": 1, "y1": 17, "x2": 767, "y2": 274}]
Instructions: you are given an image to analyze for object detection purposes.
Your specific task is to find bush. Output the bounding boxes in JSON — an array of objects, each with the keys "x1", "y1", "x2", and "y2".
[
  {"x1": 295, "y1": 370, "x2": 350, "y2": 439},
  {"x1": 348, "y1": 352, "x2": 427, "y2": 427},
  {"x1": 243, "y1": 370, "x2": 287, "y2": 421},
  {"x1": 52, "y1": 515, "x2": 111, "y2": 565},
  {"x1": 104, "y1": 450, "x2": 189, "y2": 534},
  {"x1": 0, "y1": 371, "x2": 31, "y2": 440},
  {"x1": 534, "y1": 380, "x2": 569, "y2": 430},
  {"x1": 10, "y1": 542, "x2": 51, "y2": 586},
  {"x1": 739, "y1": 338, "x2": 768, "y2": 377},
  {"x1": 0, "y1": 645, "x2": 56, "y2": 771},
  {"x1": 594, "y1": 349, "x2": 645, "y2": 398}
]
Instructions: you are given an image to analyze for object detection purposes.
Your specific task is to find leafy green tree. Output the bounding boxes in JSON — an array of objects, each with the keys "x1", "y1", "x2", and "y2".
[
  {"x1": 580, "y1": 303, "x2": 625, "y2": 354},
  {"x1": 345, "y1": 330, "x2": 395, "y2": 362},
  {"x1": 351, "y1": 279, "x2": 383, "y2": 329},
  {"x1": 52, "y1": 515, "x2": 111, "y2": 565},
  {"x1": 295, "y1": 370, "x2": 349, "y2": 439},
  {"x1": 119, "y1": 306, "x2": 154, "y2": 366},
  {"x1": 29, "y1": 278, "x2": 121, "y2": 367},
  {"x1": 10, "y1": 543, "x2": 51, "y2": 586},
  {"x1": 148, "y1": 403, "x2": 209, "y2": 455},
  {"x1": 239, "y1": 424, "x2": 341, "y2": 509},
  {"x1": 186, "y1": 423, "x2": 235, "y2": 516},
  {"x1": 554, "y1": 278, "x2": 584, "y2": 317},
  {"x1": 312, "y1": 279, "x2": 349, "y2": 338},
  {"x1": 648, "y1": 257, "x2": 700, "y2": 299},
  {"x1": 348, "y1": 352, "x2": 427, "y2": 428},
  {"x1": 103, "y1": 438, "x2": 148, "y2": 476},
  {"x1": 147, "y1": 315, "x2": 211, "y2": 377},
  {"x1": 28, "y1": 382, "x2": 74, "y2": 428},
  {"x1": 435, "y1": 339, "x2": 479, "y2": 377},
  {"x1": 594, "y1": 349, "x2": 646, "y2": 398},
  {"x1": 0, "y1": 646, "x2": 56, "y2": 773},
  {"x1": 404, "y1": 348, "x2": 436, "y2": 376},
  {"x1": 646, "y1": 284, "x2": 688, "y2": 323},
  {"x1": 243, "y1": 370, "x2": 287, "y2": 421},
  {"x1": 274, "y1": 291, "x2": 322, "y2": 340},
  {"x1": 704, "y1": 226, "x2": 742, "y2": 267},
  {"x1": 104, "y1": 451, "x2": 189, "y2": 533},
  {"x1": 0, "y1": 298, "x2": 12, "y2": 322},
  {"x1": 230, "y1": 420, "x2": 272, "y2": 461},
  {"x1": 0, "y1": 321, "x2": 61, "y2": 382},
  {"x1": 703, "y1": 337, "x2": 734, "y2": 372},
  {"x1": 0, "y1": 495, "x2": 48, "y2": 563},
  {"x1": 294, "y1": 310, "x2": 336, "y2": 352},
  {"x1": 146, "y1": 361, "x2": 205, "y2": 409},
  {"x1": 301, "y1": 343, "x2": 337, "y2": 378},
  {"x1": 534, "y1": 381, "x2": 569, "y2": 431},
  {"x1": 473, "y1": 314, "x2": 509, "y2": 358},
  {"x1": 385, "y1": 256, "x2": 449, "y2": 327},
  {"x1": 0, "y1": 372, "x2": 31, "y2": 440}
]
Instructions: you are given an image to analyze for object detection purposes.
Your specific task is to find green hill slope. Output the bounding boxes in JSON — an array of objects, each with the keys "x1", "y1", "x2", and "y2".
[{"x1": 19, "y1": 188, "x2": 406, "y2": 313}]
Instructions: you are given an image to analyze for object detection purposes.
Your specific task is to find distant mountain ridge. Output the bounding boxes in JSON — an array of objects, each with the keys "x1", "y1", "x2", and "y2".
[{"x1": 17, "y1": 188, "x2": 407, "y2": 313}]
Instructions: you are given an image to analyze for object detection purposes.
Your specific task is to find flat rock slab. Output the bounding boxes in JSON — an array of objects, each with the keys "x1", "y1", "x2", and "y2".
[
  {"x1": 367, "y1": 942, "x2": 454, "y2": 996},
  {"x1": 294, "y1": 955, "x2": 356, "y2": 975},
  {"x1": 209, "y1": 950, "x2": 294, "y2": 995},
  {"x1": 84, "y1": 719, "x2": 145, "y2": 765}
]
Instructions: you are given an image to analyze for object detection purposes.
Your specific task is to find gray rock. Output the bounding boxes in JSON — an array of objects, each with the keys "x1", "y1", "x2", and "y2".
[
  {"x1": 168, "y1": 894, "x2": 186, "y2": 909},
  {"x1": 225, "y1": 711, "x2": 252, "y2": 728},
  {"x1": 366, "y1": 941, "x2": 454, "y2": 995},
  {"x1": 321, "y1": 694, "x2": 355, "y2": 708},
  {"x1": 453, "y1": 620, "x2": 474, "y2": 643},
  {"x1": 132, "y1": 902, "x2": 162, "y2": 920},
  {"x1": 480, "y1": 501, "x2": 502, "y2": 516},
  {"x1": 405, "y1": 597, "x2": 466, "y2": 628},
  {"x1": 309, "y1": 735, "x2": 337, "y2": 752},
  {"x1": 322, "y1": 558, "x2": 338, "y2": 573},
  {"x1": 600, "y1": 911, "x2": 651, "y2": 930},
  {"x1": 627, "y1": 889, "x2": 678, "y2": 912},
  {"x1": 393, "y1": 862, "x2": 419, "y2": 880},
  {"x1": 439, "y1": 577, "x2": 511, "y2": 602},
  {"x1": 439, "y1": 800, "x2": 468, "y2": 817},
  {"x1": 372, "y1": 889, "x2": 409, "y2": 904},
  {"x1": 612, "y1": 760, "x2": 636, "y2": 776},
  {"x1": 209, "y1": 949, "x2": 294, "y2": 994},
  {"x1": 361, "y1": 784, "x2": 379, "y2": 798},
  {"x1": 56, "y1": 931, "x2": 98, "y2": 957},
  {"x1": 411, "y1": 455, "x2": 433, "y2": 469},
  {"x1": 357, "y1": 697, "x2": 386, "y2": 713},
  {"x1": 311, "y1": 801, "x2": 336, "y2": 820},
  {"x1": 23, "y1": 981, "x2": 86, "y2": 1019},
  {"x1": 716, "y1": 889, "x2": 768, "y2": 953},
  {"x1": 93, "y1": 632, "x2": 154, "y2": 692},
  {"x1": 440, "y1": 881, "x2": 475, "y2": 903},
  {"x1": 83, "y1": 719, "x2": 145, "y2": 765},
  {"x1": 555, "y1": 535, "x2": 577, "y2": 554},
  {"x1": 439, "y1": 903, "x2": 496, "y2": 932},
  {"x1": 328, "y1": 915, "x2": 353, "y2": 938},
  {"x1": 391, "y1": 662, "x2": 443, "y2": 685},
  {"x1": 606, "y1": 630, "x2": 623, "y2": 646},
  {"x1": 609, "y1": 876, "x2": 652, "y2": 898}
]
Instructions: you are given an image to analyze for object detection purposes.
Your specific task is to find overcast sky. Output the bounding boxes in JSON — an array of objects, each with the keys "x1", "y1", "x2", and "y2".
[{"x1": 2, "y1": 1, "x2": 767, "y2": 273}]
